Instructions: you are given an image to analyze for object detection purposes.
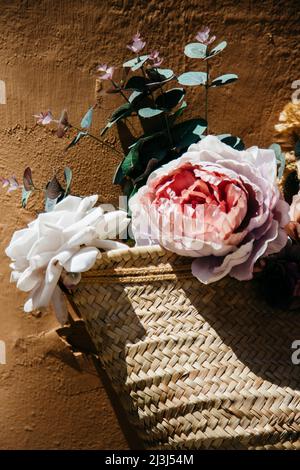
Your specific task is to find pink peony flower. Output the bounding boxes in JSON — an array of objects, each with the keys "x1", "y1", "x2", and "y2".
[
  {"x1": 195, "y1": 26, "x2": 216, "y2": 46},
  {"x1": 97, "y1": 64, "x2": 115, "y2": 80},
  {"x1": 130, "y1": 135, "x2": 290, "y2": 284},
  {"x1": 127, "y1": 32, "x2": 146, "y2": 54}
]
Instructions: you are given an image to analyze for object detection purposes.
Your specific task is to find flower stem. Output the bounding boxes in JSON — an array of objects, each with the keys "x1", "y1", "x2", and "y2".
[
  {"x1": 70, "y1": 124, "x2": 122, "y2": 156},
  {"x1": 205, "y1": 60, "x2": 209, "y2": 135}
]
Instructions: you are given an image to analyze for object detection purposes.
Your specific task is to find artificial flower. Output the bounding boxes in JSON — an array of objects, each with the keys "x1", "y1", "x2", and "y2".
[
  {"x1": 97, "y1": 64, "x2": 115, "y2": 80},
  {"x1": 149, "y1": 50, "x2": 163, "y2": 67},
  {"x1": 195, "y1": 26, "x2": 216, "y2": 46},
  {"x1": 285, "y1": 190, "x2": 300, "y2": 241},
  {"x1": 6, "y1": 195, "x2": 130, "y2": 324},
  {"x1": 34, "y1": 110, "x2": 54, "y2": 125},
  {"x1": 130, "y1": 135, "x2": 290, "y2": 284},
  {"x1": 1, "y1": 176, "x2": 20, "y2": 193},
  {"x1": 274, "y1": 101, "x2": 300, "y2": 151},
  {"x1": 127, "y1": 32, "x2": 146, "y2": 54}
]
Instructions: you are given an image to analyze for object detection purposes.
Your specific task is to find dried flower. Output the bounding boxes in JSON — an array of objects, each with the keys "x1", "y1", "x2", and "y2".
[
  {"x1": 127, "y1": 32, "x2": 146, "y2": 54},
  {"x1": 34, "y1": 110, "x2": 54, "y2": 125},
  {"x1": 97, "y1": 64, "x2": 115, "y2": 80},
  {"x1": 1, "y1": 176, "x2": 20, "y2": 193},
  {"x1": 149, "y1": 50, "x2": 163, "y2": 67},
  {"x1": 195, "y1": 26, "x2": 216, "y2": 46}
]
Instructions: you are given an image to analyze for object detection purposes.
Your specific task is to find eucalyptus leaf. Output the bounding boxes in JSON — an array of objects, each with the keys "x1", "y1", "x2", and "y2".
[
  {"x1": 101, "y1": 103, "x2": 133, "y2": 135},
  {"x1": 134, "y1": 158, "x2": 159, "y2": 184},
  {"x1": 128, "y1": 90, "x2": 144, "y2": 104},
  {"x1": 155, "y1": 88, "x2": 185, "y2": 110},
  {"x1": 66, "y1": 131, "x2": 88, "y2": 149},
  {"x1": 123, "y1": 55, "x2": 148, "y2": 71},
  {"x1": 21, "y1": 188, "x2": 32, "y2": 208},
  {"x1": 170, "y1": 101, "x2": 187, "y2": 124},
  {"x1": 45, "y1": 197, "x2": 58, "y2": 212},
  {"x1": 269, "y1": 143, "x2": 286, "y2": 179},
  {"x1": 177, "y1": 72, "x2": 207, "y2": 86},
  {"x1": 210, "y1": 74, "x2": 238, "y2": 87},
  {"x1": 113, "y1": 159, "x2": 126, "y2": 185},
  {"x1": 64, "y1": 167, "x2": 72, "y2": 196},
  {"x1": 125, "y1": 76, "x2": 147, "y2": 91},
  {"x1": 46, "y1": 175, "x2": 64, "y2": 200},
  {"x1": 184, "y1": 42, "x2": 207, "y2": 59},
  {"x1": 23, "y1": 167, "x2": 34, "y2": 191},
  {"x1": 138, "y1": 107, "x2": 164, "y2": 118},
  {"x1": 172, "y1": 118, "x2": 207, "y2": 149},
  {"x1": 217, "y1": 134, "x2": 245, "y2": 150},
  {"x1": 121, "y1": 146, "x2": 141, "y2": 176},
  {"x1": 206, "y1": 41, "x2": 227, "y2": 59},
  {"x1": 80, "y1": 107, "x2": 94, "y2": 129}
]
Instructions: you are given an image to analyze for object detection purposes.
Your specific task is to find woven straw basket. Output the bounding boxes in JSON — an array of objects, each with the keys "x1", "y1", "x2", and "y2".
[{"x1": 69, "y1": 245, "x2": 300, "y2": 450}]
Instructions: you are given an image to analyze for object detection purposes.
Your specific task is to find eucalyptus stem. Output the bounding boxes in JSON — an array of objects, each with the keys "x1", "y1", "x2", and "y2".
[
  {"x1": 70, "y1": 124, "x2": 122, "y2": 156},
  {"x1": 110, "y1": 79, "x2": 130, "y2": 103},
  {"x1": 205, "y1": 60, "x2": 209, "y2": 135}
]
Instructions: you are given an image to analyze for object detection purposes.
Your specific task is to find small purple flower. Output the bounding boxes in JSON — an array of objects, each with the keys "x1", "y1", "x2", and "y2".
[
  {"x1": 195, "y1": 26, "x2": 216, "y2": 46},
  {"x1": 127, "y1": 32, "x2": 146, "y2": 54},
  {"x1": 97, "y1": 64, "x2": 115, "y2": 80},
  {"x1": 149, "y1": 50, "x2": 163, "y2": 67},
  {"x1": 1, "y1": 176, "x2": 20, "y2": 193},
  {"x1": 34, "y1": 110, "x2": 54, "y2": 125}
]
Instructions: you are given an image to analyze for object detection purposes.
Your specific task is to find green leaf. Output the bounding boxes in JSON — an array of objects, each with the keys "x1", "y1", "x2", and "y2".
[
  {"x1": 217, "y1": 134, "x2": 245, "y2": 150},
  {"x1": 128, "y1": 90, "x2": 144, "y2": 104},
  {"x1": 113, "y1": 159, "x2": 125, "y2": 185},
  {"x1": 146, "y1": 68, "x2": 174, "y2": 82},
  {"x1": 66, "y1": 131, "x2": 88, "y2": 150},
  {"x1": 206, "y1": 41, "x2": 227, "y2": 59},
  {"x1": 138, "y1": 107, "x2": 164, "y2": 118},
  {"x1": 269, "y1": 143, "x2": 286, "y2": 179},
  {"x1": 121, "y1": 146, "x2": 141, "y2": 176},
  {"x1": 155, "y1": 88, "x2": 185, "y2": 110},
  {"x1": 80, "y1": 107, "x2": 94, "y2": 129},
  {"x1": 123, "y1": 55, "x2": 148, "y2": 71},
  {"x1": 210, "y1": 74, "x2": 238, "y2": 87},
  {"x1": 21, "y1": 188, "x2": 32, "y2": 208},
  {"x1": 172, "y1": 118, "x2": 207, "y2": 149},
  {"x1": 125, "y1": 76, "x2": 147, "y2": 91},
  {"x1": 177, "y1": 72, "x2": 207, "y2": 86},
  {"x1": 64, "y1": 167, "x2": 72, "y2": 196},
  {"x1": 101, "y1": 103, "x2": 133, "y2": 135},
  {"x1": 184, "y1": 43, "x2": 207, "y2": 59}
]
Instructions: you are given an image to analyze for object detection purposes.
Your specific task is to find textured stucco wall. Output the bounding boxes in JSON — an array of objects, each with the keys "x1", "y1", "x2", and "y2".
[{"x1": 0, "y1": 0, "x2": 299, "y2": 449}]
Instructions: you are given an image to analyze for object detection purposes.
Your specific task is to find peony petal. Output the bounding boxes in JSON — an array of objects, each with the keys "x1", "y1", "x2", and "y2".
[
  {"x1": 51, "y1": 286, "x2": 68, "y2": 325},
  {"x1": 62, "y1": 247, "x2": 99, "y2": 273},
  {"x1": 191, "y1": 239, "x2": 254, "y2": 284}
]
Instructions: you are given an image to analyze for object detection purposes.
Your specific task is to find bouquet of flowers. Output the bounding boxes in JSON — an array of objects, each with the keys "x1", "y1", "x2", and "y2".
[{"x1": 4, "y1": 28, "x2": 300, "y2": 323}]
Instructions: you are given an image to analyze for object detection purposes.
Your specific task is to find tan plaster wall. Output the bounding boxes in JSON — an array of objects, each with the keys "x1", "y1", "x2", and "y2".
[{"x1": 0, "y1": 0, "x2": 299, "y2": 449}]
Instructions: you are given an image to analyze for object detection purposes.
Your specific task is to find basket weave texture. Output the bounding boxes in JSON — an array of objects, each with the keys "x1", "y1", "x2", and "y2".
[{"x1": 70, "y1": 245, "x2": 300, "y2": 449}]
